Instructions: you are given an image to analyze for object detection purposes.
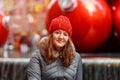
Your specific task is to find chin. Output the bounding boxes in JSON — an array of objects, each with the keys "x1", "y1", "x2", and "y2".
[{"x1": 56, "y1": 44, "x2": 65, "y2": 48}]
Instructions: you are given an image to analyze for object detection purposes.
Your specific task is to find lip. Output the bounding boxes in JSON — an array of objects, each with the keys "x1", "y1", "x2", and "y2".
[
  {"x1": 57, "y1": 39, "x2": 64, "y2": 43},
  {"x1": 57, "y1": 40, "x2": 63, "y2": 44}
]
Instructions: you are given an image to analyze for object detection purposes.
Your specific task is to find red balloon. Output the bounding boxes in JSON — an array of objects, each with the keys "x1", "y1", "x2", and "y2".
[
  {"x1": 45, "y1": 0, "x2": 112, "y2": 52},
  {"x1": 112, "y1": 1, "x2": 120, "y2": 39},
  {"x1": 0, "y1": 11, "x2": 9, "y2": 47}
]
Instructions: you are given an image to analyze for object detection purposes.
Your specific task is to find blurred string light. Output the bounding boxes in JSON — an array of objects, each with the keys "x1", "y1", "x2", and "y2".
[
  {"x1": 4, "y1": 0, "x2": 14, "y2": 15},
  {"x1": 0, "y1": 0, "x2": 4, "y2": 9},
  {"x1": 34, "y1": 4, "x2": 43, "y2": 13}
]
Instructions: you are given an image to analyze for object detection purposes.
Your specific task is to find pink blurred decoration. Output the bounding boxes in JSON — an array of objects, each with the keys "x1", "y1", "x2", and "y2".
[{"x1": 45, "y1": 0, "x2": 112, "y2": 52}]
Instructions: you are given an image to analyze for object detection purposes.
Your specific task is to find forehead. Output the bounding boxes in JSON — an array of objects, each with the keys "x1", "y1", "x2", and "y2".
[{"x1": 54, "y1": 29, "x2": 67, "y2": 33}]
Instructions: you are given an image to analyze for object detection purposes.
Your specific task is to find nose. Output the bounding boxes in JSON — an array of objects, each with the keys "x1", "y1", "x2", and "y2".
[{"x1": 59, "y1": 33, "x2": 64, "y2": 39}]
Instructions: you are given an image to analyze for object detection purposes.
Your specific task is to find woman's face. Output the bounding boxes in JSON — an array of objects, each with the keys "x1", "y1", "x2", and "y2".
[{"x1": 52, "y1": 29, "x2": 69, "y2": 51}]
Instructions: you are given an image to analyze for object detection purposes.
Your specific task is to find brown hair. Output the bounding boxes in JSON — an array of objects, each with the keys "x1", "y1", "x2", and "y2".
[{"x1": 38, "y1": 34, "x2": 75, "y2": 67}]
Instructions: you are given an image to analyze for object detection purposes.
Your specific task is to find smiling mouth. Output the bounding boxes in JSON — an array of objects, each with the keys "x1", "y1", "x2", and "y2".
[
  {"x1": 57, "y1": 41, "x2": 63, "y2": 43},
  {"x1": 57, "y1": 39, "x2": 64, "y2": 42}
]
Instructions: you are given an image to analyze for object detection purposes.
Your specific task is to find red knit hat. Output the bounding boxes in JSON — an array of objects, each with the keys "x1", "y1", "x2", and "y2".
[{"x1": 48, "y1": 15, "x2": 72, "y2": 36}]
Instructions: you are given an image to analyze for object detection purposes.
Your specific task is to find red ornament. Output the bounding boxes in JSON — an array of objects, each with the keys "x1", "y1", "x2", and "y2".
[
  {"x1": 0, "y1": 11, "x2": 9, "y2": 47},
  {"x1": 112, "y1": 1, "x2": 120, "y2": 39},
  {"x1": 45, "y1": 0, "x2": 112, "y2": 52}
]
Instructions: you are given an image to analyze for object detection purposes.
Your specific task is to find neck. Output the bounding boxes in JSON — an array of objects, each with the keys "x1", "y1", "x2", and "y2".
[
  {"x1": 55, "y1": 47, "x2": 62, "y2": 52},
  {"x1": 53, "y1": 45, "x2": 63, "y2": 52}
]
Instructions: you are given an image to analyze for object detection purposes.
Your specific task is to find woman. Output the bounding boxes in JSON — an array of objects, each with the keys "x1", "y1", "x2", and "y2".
[{"x1": 26, "y1": 15, "x2": 82, "y2": 80}]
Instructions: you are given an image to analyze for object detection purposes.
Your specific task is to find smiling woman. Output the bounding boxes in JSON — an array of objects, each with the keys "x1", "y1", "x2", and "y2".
[
  {"x1": 52, "y1": 29, "x2": 69, "y2": 51},
  {"x1": 26, "y1": 15, "x2": 83, "y2": 80}
]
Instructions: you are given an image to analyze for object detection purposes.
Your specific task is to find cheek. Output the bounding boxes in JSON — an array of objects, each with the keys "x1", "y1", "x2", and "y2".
[
  {"x1": 65, "y1": 37, "x2": 69, "y2": 42},
  {"x1": 52, "y1": 34, "x2": 58, "y2": 40},
  {"x1": 52, "y1": 35, "x2": 57, "y2": 44}
]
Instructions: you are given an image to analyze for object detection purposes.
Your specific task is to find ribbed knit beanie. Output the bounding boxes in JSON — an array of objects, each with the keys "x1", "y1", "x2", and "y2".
[{"x1": 48, "y1": 15, "x2": 72, "y2": 36}]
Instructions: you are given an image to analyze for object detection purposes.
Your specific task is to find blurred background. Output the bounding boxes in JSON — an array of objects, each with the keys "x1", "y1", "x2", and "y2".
[
  {"x1": 0, "y1": 0, "x2": 49, "y2": 58},
  {"x1": 0, "y1": 0, "x2": 120, "y2": 58},
  {"x1": 0, "y1": 0, "x2": 120, "y2": 80}
]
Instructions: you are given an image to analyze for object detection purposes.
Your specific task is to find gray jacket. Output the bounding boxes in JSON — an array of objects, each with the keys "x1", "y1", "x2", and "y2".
[{"x1": 26, "y1": 49, "x2": 82, "y2": 80}]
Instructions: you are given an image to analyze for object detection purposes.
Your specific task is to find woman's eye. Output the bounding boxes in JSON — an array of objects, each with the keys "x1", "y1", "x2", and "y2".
[
  {"x1": 63, "y1": 32, "x2": 68, "y2": 36},
  {"x1": 54, "y1": 31, "x2": 60, "y2": 34},
  {"x1": 54, "y1": 31, "x2": 68, "y2": 37}
]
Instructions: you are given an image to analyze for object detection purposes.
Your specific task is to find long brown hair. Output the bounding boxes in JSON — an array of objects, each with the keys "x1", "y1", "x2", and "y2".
[{"x1": 38, "y1": 34, "x2": 75, "y2": 67}]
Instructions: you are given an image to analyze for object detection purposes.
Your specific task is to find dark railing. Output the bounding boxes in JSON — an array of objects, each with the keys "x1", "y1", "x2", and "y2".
[
  {"x1": 83, "y1": 57, "x2": 120, "y2": 80},
  {"x1": 0, "y1": 58, "x2": 120, "y2": 80}
]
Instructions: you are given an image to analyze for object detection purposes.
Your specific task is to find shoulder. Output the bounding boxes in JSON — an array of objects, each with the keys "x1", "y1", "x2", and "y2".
[
  {"x1": 31, "y1": 49, "x2": 39, "y2": 56},
  {"x1": 31, "y1": 49, "x2": 42, "y2": 59},
  {"x1": 75, "y1": 52, "x2": 82, "y2": 58},
  {"x1": 75, "y1": 52, "x2": 82, "y2": 62}
]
